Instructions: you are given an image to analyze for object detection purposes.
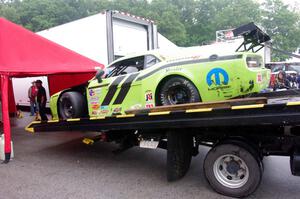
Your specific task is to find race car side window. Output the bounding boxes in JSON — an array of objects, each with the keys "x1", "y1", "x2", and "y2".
[
  {"x1": 107, "y1": 56, "x2": 145, "y2": 77},
  {"x1": 144, "y1": 55, "x2": 160, "y2": 69}
]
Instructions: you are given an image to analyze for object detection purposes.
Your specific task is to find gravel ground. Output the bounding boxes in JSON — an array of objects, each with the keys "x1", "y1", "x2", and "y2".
[{"x1": 1, "y1": 115, "x2": 300, "y2": 199}]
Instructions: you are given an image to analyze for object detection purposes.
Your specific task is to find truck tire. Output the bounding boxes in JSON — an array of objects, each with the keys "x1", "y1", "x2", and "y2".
[
  {"x1": 58, "y1": 91, "x2": 86, "y2": 119},
  {"x1": 220, "y1": 139, "x2": 264, "y2": 173},
  {"x1": 204, "y1": 144, "x2": 262, "y2": 198},
  {"x1": 159, "y1": 77, "x2": 200, "y2": 105},
  {"x1": 167, "y1": 131, "x2": 193, "y2": 181}
]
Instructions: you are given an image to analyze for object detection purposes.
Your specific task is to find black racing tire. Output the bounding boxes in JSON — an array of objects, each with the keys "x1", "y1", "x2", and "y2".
[
  {"x1": 167, "y1": 131, "x2": 193, "y2": 182},
  {"x1": 204, "y1": 144, "x2": 262, "y2": 198},
  {"x1": 58, "y1": 91, "x2": 86, "y2": 119},
  {"x1": 158, "y1": 77, "x2": 200, "y2": 105}
]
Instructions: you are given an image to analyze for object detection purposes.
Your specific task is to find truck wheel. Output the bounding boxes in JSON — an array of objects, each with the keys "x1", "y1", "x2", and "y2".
[
  {"x1": 204, "y1": 144, "x2": 262, "y2": 198},
  {"x1": 159, "y1": 77, "x2": 200, "y2": 105},
  {"x1": 58, "y1": 91, "x2": 86, "y2": 119},
  {"x1": 167, "y1": 131, "x2": 193, "y2": 181}
]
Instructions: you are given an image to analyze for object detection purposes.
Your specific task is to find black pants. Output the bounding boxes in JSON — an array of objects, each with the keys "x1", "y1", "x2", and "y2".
[{"x1": 38, "y1": 102, "x2": 48, "y2": 121}]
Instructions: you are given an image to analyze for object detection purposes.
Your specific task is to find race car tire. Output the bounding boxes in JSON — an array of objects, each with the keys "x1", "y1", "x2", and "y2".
[
  {"x1": 159, "y1": 77, "x2": 200, "y2": 105},
  {"x1": 58, "y1": 91, "x2": 86, "y2": 119},
  {"x1": 167, "y1": 130, "x2": 193, "y2": 182},
  {"x1": 204, "y1": 144, "x2": 262, "y2": 198}
]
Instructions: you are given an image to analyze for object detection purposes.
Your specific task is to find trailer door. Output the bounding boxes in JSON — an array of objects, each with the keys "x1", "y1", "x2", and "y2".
[{"x1": 113, "y1": 19, "x2": 148, "y2": 58}]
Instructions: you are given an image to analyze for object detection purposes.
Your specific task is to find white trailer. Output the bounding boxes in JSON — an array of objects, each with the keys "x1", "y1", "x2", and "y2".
[
  {"x1": 13, "y1": 10, "x2": 177, "y2": 107},
  {"x1": 36, "y1": 10, "x2": 176, "y2": 65}
]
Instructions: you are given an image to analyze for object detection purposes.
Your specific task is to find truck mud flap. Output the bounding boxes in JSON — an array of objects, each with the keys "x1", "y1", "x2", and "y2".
[
  {"x1": 167, "y1": 130, "x2": 193, "y2": 182},
  {"x1": 290, "y1": 150, "x2": 300, "y2": 176}
]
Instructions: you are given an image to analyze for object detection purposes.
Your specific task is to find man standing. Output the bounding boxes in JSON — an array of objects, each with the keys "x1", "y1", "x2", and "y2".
[
  {"x1": 28, "y1": 81, "x2": 37, "y2": 116},
  {"x1": 35, "y1": 80, "x2": 48, "y2": 121}
]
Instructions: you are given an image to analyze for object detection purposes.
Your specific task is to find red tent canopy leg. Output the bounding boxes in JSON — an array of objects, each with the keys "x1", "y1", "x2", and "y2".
[
  {"x1": 1, "y1": 74, "x2": 12, "y2": 163},
  {"x1": 8, "y1": 78, "x2": 17, "y2": 115}
]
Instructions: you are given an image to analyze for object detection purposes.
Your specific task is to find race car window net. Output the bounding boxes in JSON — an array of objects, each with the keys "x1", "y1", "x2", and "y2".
[
  {"x1": 107, "y1": 56, "x2": 144, "y2": 77},
  {"x1": 145, "y1": 55, "x2": 160, "y2": 69}
]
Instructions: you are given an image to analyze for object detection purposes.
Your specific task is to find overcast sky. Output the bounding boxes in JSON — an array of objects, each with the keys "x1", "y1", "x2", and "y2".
[
  {"x1": 280, "y1": 0, "x2": 299, "y2": 8},
  {"x1": 257, "y1": 0, "x2": 299, "y2": 9}
]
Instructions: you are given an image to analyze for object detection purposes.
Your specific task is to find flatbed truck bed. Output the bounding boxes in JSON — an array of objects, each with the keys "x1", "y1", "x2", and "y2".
[{"x1": 25, "y1": 93, "x2": 300, "y2": 198}]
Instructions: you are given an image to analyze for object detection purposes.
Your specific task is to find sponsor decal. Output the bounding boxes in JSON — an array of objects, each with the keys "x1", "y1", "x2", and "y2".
[
  {"x1": 208, "y1": 85, "x2": 231, "y2": 91},
  {"x1": 101, "y1": 106, "x2": 109, "y2": 110},
  {"x1": 94, "y1": 88, "x2": 101, "y2": 94},
  {"x1": 145, "y1": 90, "x2": 153, "y2": 102},
  {"x1": 112, "y1": 107, "x2": 122, "y2": 114},
  {"x1": 206, "y1": 68, "x2": 230, "y2": 91},
  {"x1": 91, "y1": 104, "x2": 100, "y2": 110},
  {"x1": 89, "y1": 89, "x2": 95, "y2": 96},
  {"x1": 165, "y1": 66, "x2": 183, "y2": 72},
  {"x1": 130, "y1": 104, "x2": 142, "y2": 109},
  {"x1": 90, "y1": 96, "x2": 99, "y2": 102},
  {"x1": 206, "y1": 68, "x2": 229, "y2": 86},
  {"x1": 92, "y1": 110, "x2": 98, "y2": 115},
  {"x1": 145, "y1": 103, "x2": 154, "y2": 108},
  {"x1": 96, "y1": 105, "x2": 109, "y2": 114},
  {"x1": 257, "y1": 73, "x2": 262, "y2": 83},
  {"x1": 100, "y1": 109, "x2": 109, "y2": 114}
]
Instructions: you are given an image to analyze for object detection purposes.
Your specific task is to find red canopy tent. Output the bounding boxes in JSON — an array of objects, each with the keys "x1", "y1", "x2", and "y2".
[{"x1": 0, "y1": 18, "x2": 104, "y2": 163}]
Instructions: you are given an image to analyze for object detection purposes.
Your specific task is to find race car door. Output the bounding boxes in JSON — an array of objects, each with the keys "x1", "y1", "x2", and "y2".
[{"x1": 87, "y1": 56, "x2": 144, "y2": 117}]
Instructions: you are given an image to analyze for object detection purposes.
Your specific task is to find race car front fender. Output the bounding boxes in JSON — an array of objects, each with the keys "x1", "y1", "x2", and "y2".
[{"x1": 49, "y1": 91, "x2": 62, "y2": 120}]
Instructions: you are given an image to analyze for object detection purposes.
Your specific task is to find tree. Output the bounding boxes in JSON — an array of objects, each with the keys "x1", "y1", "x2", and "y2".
[
  {"x1": 0, "y1": 0, "x2": 299, "y2": 60},
  {"x1": 14, "y1": 0, "x2": 93, "y2": 31},
  {"x1": 261, "y1": 0, "x2": 300, "y2": 61},
  {"x1": 178, "y1": 0, "x2": 261, "y2": 46},
  {"x1": 0, "y1": 0, "x2": 20, "y2": 23}
]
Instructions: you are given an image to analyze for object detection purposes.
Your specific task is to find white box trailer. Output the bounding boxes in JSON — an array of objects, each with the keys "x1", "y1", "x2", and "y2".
[
  {"x1": 13, "y1": 10, "x2": 177, "y2": 107},
  {"x1": 12, "y1": 76, "x2": 51, "y2": 107},
  {"x1": 36, "y1": 10, "x2": 176, "y2": 65}
]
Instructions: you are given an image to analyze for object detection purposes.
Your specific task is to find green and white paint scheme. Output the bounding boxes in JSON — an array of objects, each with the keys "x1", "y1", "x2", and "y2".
[{"x1": 50, "y1": 49, "x2": 270, "y2": 120}]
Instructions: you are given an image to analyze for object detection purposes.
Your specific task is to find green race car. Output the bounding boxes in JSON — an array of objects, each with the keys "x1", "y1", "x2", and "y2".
[{"x1": 50, "y1": 49, "x2": 270, "y2": 120}]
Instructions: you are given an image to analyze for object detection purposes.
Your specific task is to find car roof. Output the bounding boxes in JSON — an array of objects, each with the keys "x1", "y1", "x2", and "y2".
[
  {"x1": 107, "y1": 49, "x2": 184, "y2": 67},
  {"x1": 107, "y1": 47, "x2": 248, "y2": 67}
]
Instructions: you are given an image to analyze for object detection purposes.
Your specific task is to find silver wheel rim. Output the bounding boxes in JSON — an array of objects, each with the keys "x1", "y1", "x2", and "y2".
[{"x1": 213, "y1": 154, "x2": 249, "y2": 189}]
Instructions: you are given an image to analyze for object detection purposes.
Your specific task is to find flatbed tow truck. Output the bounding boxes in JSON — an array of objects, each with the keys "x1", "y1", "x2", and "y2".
[
  {"x1": 25, "y1": 24, "x2": 300, "y2": 197},
  {"x1": 25, "y1": 92, "x2": 300, "y2": 198}
]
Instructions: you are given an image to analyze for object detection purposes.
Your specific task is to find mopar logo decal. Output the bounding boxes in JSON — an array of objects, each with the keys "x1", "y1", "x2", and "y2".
[{"x1": 206, "y1": 68, "x2": 229, "y2": 86}]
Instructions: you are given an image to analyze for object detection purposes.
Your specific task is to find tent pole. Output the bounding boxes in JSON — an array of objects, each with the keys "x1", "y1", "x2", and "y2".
[{"x1": 1, "y1": 74, "x2": 11, "y2": 163}]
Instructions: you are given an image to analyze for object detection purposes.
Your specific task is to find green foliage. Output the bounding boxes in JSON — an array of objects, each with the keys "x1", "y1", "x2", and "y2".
[
  {"x1": 0, "y1": 0, "x2": 299, "y2": 60},
  {"x1": 261, "y1": 0, "x2": 300, "y2": 61}
]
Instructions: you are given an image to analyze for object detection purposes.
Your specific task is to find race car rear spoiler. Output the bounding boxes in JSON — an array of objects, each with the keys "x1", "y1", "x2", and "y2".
[{"x1": 233, "y1": 22, "x2": 271, "y2": 53}]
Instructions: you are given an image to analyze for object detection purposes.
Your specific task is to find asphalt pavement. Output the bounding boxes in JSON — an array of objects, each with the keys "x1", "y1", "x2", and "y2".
[{"x1": 1, "y1": 114, "x2": 300, "y2": 199}]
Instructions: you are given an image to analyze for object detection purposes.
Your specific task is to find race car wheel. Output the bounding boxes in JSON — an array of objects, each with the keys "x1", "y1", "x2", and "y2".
[
  {"x1": 204, "y1": 144, "x2": 262, "y2": 198},
  {"x1": 58, "y1": 91, "x2": 86, "y2": 119},
  {"x1": 159, "y1": 77, "x2": 200, "y2": 105}
]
